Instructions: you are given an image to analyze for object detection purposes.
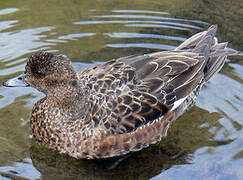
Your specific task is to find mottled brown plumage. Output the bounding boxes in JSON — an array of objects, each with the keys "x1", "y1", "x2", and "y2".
[{"x1": 3, "y1": 25, "x2": 238, "y2": 159}]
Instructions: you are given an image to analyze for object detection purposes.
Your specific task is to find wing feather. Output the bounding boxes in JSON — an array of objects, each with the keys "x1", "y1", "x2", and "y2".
[{"x1": 80, "y1": 51, "x2": 205, "y2": 136}]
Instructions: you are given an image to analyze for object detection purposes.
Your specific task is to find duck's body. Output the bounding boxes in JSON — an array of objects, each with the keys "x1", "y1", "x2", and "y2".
[{"x1": 3, "y1": 25, "x2": 238, "y2": 159}]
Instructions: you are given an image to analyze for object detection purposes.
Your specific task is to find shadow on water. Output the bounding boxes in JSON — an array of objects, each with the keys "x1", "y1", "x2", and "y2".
[{"x1": 0, "y1": 0, "x2": 242, "y2": 179}]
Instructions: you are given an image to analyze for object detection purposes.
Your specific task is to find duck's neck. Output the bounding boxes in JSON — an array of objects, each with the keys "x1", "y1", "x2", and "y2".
[{"x1": 48, "y1": 85, "x2": 86, "y2": 120}]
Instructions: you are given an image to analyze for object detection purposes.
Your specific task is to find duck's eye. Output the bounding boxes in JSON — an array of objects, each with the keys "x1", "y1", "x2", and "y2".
[{"x1": 35, "y1": 70, "x2": 45, "y2": 77}]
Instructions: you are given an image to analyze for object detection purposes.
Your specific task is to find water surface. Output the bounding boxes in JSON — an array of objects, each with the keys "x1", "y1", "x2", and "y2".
[{"x1": 0, "y1": 0, "x2": 242, "y2": 179}]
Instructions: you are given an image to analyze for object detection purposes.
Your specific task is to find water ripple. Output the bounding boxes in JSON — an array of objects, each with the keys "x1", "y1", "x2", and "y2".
[
  {"x1": 75, "y1": 20, "x2": 202, "y2": 29},
  {"x1": 0, "y1": 63, "x2": 25, "y2": 76},
  {"x1": 93, "y1": 14, "x2": 208, "y2": 24},
  {"x1": 0, "y1": 20, "x2": 18, "y2": 31},
  {"x1": 0, "y1": 8, "x2": 18, "y2": 16},
  {"x1": 0, "y1": 158, "x2": 41, "y2": 180},
  {"x1": 107, "y1": 43, "x2": 176, "y2": 50},
  {"x1": 112, "y1": 9, "x2": 170, "y2": 15},
  {"x1": 0, "y1": 26, "x2": 54, "y2": 62},
  {"x1": 125, "y1": 23, "x2": 189, "y2": 30},
  {"x1": 5, "y1": 58, "x2": 27, "y2": 66},
  {"x1": 59, "y1": 33, "x2": 95, "y2": 40},
  {"x1": 105, "y1": 32, "x2": 186, "y2": 41}
]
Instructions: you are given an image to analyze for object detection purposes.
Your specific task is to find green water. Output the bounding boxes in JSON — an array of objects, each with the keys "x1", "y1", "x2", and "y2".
[{"x1": 0, "y1": 0, "x2": 242, "y2": 179}]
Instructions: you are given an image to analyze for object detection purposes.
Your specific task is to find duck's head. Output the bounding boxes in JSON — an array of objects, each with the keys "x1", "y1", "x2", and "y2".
[{"x1": 3, "y1": 52, "x2": 79, "y2": 96}]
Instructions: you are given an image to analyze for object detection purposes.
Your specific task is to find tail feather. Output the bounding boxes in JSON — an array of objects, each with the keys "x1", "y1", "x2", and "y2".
[
  {"x1": 175, "y1": 25, "x2": 217, "y2": 54},
  {"x1": 175, "y1": 25, "x2": 238, "y2": 82},
  {"x1": 204, "y1": 56, "x2": 226, "y2": 82},
  {"x1": 211, "y1": 42, "x2": 227, "y2": 50},
  {"x1": 204, "y1": 44, "x2": 238, "y2": 82},
  {"x1": 209, "y1": 48, "x2": 239, "y2": 57}
]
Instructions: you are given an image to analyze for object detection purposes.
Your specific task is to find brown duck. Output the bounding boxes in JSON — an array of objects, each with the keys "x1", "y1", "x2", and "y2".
[{"x1": 3, "y1": 25, "x2": 238, "y2": 159}]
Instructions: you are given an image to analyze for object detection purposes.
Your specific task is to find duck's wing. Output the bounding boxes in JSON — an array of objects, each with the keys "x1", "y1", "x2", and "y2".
[
  {"x1": 79, "y1": 50, "x2": 206, "y2": 136},
  {"x1": 120, "y1": 51, "x2": 205, "y2": 103}
]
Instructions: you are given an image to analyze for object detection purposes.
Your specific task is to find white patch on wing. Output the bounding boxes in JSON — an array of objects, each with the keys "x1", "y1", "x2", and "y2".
[{"x1": 171, "y1": 97, "x2": 187, "y2": 111}]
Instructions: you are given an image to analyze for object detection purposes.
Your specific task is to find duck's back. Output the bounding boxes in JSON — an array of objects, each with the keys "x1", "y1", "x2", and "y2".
[{"x1": 76, "y1": 25, "x2": 236, "y2": 158}]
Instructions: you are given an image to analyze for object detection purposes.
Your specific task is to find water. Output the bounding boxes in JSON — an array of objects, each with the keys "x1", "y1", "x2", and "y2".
[{"x1": 0, "y1": 0, "x2": 242, "y2": 179}]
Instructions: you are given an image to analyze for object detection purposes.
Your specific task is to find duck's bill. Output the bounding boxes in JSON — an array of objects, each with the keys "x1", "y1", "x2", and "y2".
[{"x1": 3, "y1": 74, "x2": 29, "y2": 87}]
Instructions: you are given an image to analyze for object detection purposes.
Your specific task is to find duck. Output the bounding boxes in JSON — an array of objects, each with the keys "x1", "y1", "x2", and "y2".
[{"x1": 3, "y1": 25, "x2": 238, "y2": 159}]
